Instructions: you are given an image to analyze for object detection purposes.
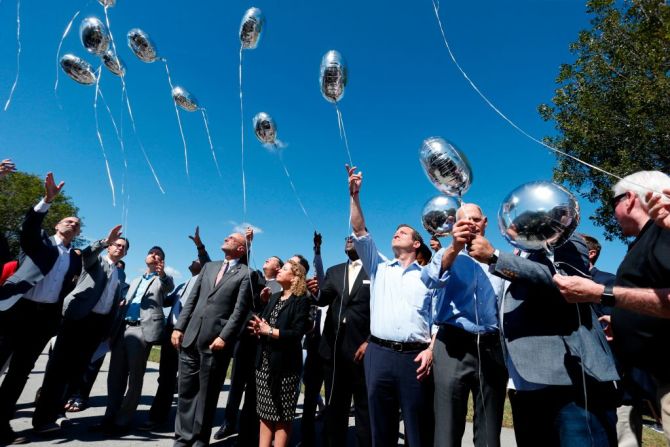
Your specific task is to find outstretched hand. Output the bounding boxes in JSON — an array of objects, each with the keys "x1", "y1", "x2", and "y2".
[
  {"x1": 345, "y1": 164, "x2": 362, "y2": 196},
  {"x1": 105, "y1": 225, "x2": 123, "y2": 245},
  {"x1": 44, "y1": 172, "x2": 65, "y2": 203},
  {"x1": 189, "y1": 226, "x2": 203, "y2": 247}
]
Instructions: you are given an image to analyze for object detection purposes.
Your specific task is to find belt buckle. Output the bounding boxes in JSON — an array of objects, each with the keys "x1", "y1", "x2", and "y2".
[{"x1": 391, "y1": 341, "x2": 403, "y2": 352}]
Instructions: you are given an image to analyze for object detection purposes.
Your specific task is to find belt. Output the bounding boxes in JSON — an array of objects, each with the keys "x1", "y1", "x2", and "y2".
[
  {"x1": 369, "y1": 335, "x2": 429, "y2": 352},
  {"x1": 125, "y1": 319, "x2": 141, "y2": 326}
]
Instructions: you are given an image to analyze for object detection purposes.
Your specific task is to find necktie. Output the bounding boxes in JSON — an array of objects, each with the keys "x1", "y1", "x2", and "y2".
[{"x1": 215, "y1": 261, "x2": 229, "y2": 286}]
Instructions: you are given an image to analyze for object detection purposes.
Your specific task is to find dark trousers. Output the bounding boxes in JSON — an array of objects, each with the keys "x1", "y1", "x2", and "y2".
[
  {"x1": 174, "y1": 343, "x2": 234, "y2": 447},
  {"x1": 236, "y1": 364, "x2": 260, "y2": 446},
  {"x1": 148, "y1": 325, "x2": 179, "y2": 423},
  {"x1": 323, "y1": 351, "x2": 372, "y2": 447},
  {"x1": 0, "y1": 300, "x2": 61, "y2": 427},
  {"x1": 433, "y1": 325, "x2": 508, "y2": 447},
  {"x1": 364, "y1": 341, "x2": 433, "y2": 447},
  {"x1": 301, "y1": 343, "x2": 325, "y2": 447},
  {"x1": 221, "y1": 333, "x2": 256, "y2": 429},
  {"x1": 33, "y1": 313, "x2": 110, "y2": 426},
  {"x1": 72, "y1": 354, "x2": 106, "y2": 401},
  {"x1": 509, "y1": 386, "x2": 617, "y2": 447}
]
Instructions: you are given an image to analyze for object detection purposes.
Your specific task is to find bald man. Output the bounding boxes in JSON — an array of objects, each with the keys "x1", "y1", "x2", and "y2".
[{"x1": 171, "y1": 232, "x2": 252, "y2": 447}]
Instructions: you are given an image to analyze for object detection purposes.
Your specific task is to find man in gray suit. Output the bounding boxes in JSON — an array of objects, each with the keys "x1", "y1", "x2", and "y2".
[
  {"x1": 32, "y1": 226, "x2": 128, "y2": 432},
  {"x1": 468, "y1": 234, "x2": 619, "y2": 446},
  {"x1": 101, "y1": 245, "x2": 174, "y2": 433},
  {"x1": 171, "y1": 232, "x2": 252, "y2": 447}
]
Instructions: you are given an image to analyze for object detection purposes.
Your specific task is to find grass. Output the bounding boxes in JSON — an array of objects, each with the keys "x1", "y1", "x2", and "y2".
[{"x1": 150, "y1": 346, "x2": 668, "y2": 445}]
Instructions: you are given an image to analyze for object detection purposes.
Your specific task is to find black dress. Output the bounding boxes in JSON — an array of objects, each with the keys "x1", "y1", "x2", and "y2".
[{"x1": 256, "y1": 298, "x2": 301, "y2": 422}]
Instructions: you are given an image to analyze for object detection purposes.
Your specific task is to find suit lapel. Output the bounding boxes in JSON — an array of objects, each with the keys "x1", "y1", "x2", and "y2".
[
  {"x1": 208, "y1": 262, "x2": 239, "y2": 297},
  {"x1": 346, "y1": 265, "x2": 364, "y2": 305}
]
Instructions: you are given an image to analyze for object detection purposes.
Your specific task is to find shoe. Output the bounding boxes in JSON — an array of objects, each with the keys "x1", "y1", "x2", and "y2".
[
  {"x1": 56, "y1": 415, "x2": 72, "y2": 428},
  {"x1": 138, "y1": 420, "x2": 161, "y2": 432},
  {"x1": 212, "y1": 423, "x2": 236, "y2": 440},
  {"x1": 0, "y1": 427, "x2": 28, "y2": 445},
  {"x1": 33, "y1": 422, "x2": 61, "y2": 435}
]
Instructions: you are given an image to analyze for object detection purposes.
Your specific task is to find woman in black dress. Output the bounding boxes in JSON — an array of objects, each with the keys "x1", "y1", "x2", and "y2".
[{"x1": 249, "y1": 259, "x2": 310, "y2": 447}]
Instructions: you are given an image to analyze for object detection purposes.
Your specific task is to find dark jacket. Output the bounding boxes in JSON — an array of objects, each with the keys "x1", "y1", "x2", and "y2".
[
  {"x1": 317, "y1": 261, "x2": 371, "y2": 362},
  {"x1": 175, "y1": 260, "x2": 251, "y2": 351},
  {"x1": 0, "y1": 207, "x2": 81, "y2": 310},
  {"x1": 255, "y1": 292, "x2": 310, "y2": 376}
]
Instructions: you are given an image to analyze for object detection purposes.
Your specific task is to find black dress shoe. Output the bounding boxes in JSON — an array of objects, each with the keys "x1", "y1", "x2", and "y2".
[
  {"x1": 0, "y1": 427, "x2": 29, "y2": 445},
  {"x1": 212, "y1": 423, "x2": 236, "y2": 440}
]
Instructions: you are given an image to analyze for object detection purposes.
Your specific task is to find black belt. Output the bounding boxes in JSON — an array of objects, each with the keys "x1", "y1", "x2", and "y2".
[
  {"x1": 125, "y1": 319, "x2": 141, "y2": 326},
  {"x1": 369, "y1": 335, "x2": 429, "y2": 352}
]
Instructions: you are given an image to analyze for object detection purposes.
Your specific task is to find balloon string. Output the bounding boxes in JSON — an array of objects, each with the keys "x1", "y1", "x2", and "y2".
[
  {"x1": 277, "y1": 148, "x2": 315, "y2": 229},
  {"x1": 3, "y1": 0, "x2": 21, "y2": 112},
  {"x1": 94, "y1": 68, "x2": 116, "y2": 206},
  {"x1": 335, "y1": 103, "x2": 353, "y2": 166},
  {"x1": 200, "y1": 108, "x2": 222, "y2": 177},
  {"x1": 54, "y1": 9, "x2": 80, "y2": 94},
  {"x1": 239, "y1": 46, "x2": 247, "y2": 217},
  {"x1": 98, "y1": 88, "x2": 129, "y2": 222},
  {"x1": 429, "y1": 1, "x2": 633, "y2": 186},
  {"x1": 163, "y1": 60, "x2": 190, "y2": 178},
  {"x1": 122, "y1": 85, "x2": 165, "y2": 194}
]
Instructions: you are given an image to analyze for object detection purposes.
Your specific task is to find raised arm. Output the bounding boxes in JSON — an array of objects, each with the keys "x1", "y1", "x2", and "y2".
[
  {"x1": 347, "y1": 164, "x2": 367, "y2": 237},
  {"x1": 189, "y1": 226, "x2": 211, "y2": 265}
]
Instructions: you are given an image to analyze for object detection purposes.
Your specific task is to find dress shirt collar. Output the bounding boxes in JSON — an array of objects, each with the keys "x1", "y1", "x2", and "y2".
[
  {"x1": 386, "y1": 258, "x2": 421, "y2": 270},
  {"x1": 53, "y1": 234, "x2": 72, "y2": 252},
  {"x1": 143, "y1": 271, "x2": 158, "y2": 280},
  {"x1": 349, "y1": 259, "x2": 362, "y2": 268},
  {"x1": 223, "y1": 258, "x2": 239, "y2": 268}
]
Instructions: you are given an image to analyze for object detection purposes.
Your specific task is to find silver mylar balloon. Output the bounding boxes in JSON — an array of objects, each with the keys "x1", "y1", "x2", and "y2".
[
  {"x1": 80, "y1": 17, "x2": 110, "y2": 56},
  {"x1": 421, "y1": 195, "x2": 461, "y2": 237},
  {"x1": 252, "y1": 112, "x2": 277, "y2": 145},
  {"x1": 102, "y1": 50, "x2": 125, "y2": 77},
  {"x1": 419, "y1": 137, "x2": 473, "y2": 196},
  {"x1": 98, "y1": 0, "x2": 115, "y2": 7},
  {"x1": 319, "y1": 50, "x2": 347, "y2": 103},
  {"x1": 60, "y1": 54, "x2": 96, "y2": 85},
  {"x1": 127, "y1": 28, "x2": 159, "y2": 63},
  {"x1": 240, "y1": 7, "x2": 264, "y2": 50},
  {"x1": 172, "y1": 86, "x2": 199, "y2": 112},
  {"x1": 498, "y1": 181, "x2": 580, "y2": 253}
]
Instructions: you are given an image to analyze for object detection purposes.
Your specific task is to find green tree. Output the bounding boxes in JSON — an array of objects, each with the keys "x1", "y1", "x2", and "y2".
[
  {"x1": 0, "y1": 171, "x2": 83, "y2": 259},
  {"x1": 539, "y1": 0, "x2": 670, "y2": 240}
]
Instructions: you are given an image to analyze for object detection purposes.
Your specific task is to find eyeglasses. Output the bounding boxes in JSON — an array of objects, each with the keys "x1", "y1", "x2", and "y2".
[{"x1": 611, "y1": 193, "x2": 627, "y2": 210}]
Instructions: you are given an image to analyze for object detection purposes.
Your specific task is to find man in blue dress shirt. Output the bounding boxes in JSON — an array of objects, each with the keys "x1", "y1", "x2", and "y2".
[
  {"x1": 346, "y1": 165, "x2": 437, "y2": 447},
  {"x1": 429, "y1": 203, "x2": 508, "y2": 447}
]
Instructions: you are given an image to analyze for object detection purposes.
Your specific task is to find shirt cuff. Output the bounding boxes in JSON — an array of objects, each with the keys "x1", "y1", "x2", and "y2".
[{"x1": 33, "y1": 198, "x2": 51, "y2": 213}]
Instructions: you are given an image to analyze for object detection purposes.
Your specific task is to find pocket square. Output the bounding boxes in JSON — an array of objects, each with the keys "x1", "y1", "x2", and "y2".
[{"x1": 362, "y1": 280, "x2": 371, "y2": 285}]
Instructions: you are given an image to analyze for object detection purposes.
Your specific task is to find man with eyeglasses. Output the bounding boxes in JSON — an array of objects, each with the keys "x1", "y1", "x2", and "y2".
[
  {"x1": 32, "y1": 228, "x2": 129, "y2": 433},
  {"x1": 554, "y1": 170, "x2": 670, "y2": 442}
]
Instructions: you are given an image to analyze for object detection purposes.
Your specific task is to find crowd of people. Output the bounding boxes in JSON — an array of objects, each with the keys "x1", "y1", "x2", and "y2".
[{"x1": 1, "y1": 158, "x2": 670, "y2": 447}]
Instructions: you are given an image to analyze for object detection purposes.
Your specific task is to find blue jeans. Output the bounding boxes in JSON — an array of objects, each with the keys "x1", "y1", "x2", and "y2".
[{"x1": 509, "y1": 386, "x2": 617, "y2": 447}]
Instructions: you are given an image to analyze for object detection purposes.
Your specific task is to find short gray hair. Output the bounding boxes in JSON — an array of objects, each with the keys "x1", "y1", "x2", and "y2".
[{"x1": 613, "y1": 171, "x2": 670, "y2": 208}]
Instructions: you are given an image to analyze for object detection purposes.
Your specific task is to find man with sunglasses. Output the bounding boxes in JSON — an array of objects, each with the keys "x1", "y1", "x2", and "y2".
[
  {"x1": 554, "y1": 170, "x2": 670, "y2": 442},
  {"x1": 32, "y1": 228, "x2": 129, "y2": 433}
]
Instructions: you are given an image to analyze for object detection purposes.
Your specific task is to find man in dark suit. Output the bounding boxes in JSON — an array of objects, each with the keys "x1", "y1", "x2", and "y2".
[
  {"x1": 171, "y1": 232, "x2": 252, "y2": 447},
  {"x1": 468, "y1": 234, "x2": 620, "y2": 445},
  {"x1": 308, "y1": 236, "x2": 372, "y2": 447},
  {"x1": 32, "y1": 226, "x2": 128, "y2": 432},
  {"x1": 101, "y1": 245, "x2": 174, "y2": 432},
  {"x1": 0, "y1": 172, "x2": 82, "y2": 445}
]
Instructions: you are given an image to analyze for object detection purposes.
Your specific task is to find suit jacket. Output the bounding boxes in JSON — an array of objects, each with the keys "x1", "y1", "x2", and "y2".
[
  {"x1": 117, "y1": 272, "x2": 174, "y2": 344},
  {"x1": 0, "y1": 207, "x2": 81, "y2": 310},
  {"x1": 255, "y1": 292, "x2": 311, "y2": 376},
  {"x1": 317, "y1": 261, "x2": 371, "y2": 362},
  {"x1": 493, "y1": 236, "x2": 619, "y2": 386},
  {"x1": 175, "y1": 260, "x2": 251, "y2": 351},
  {"x1": 61, "y1": 240, "x2": 123, "y2": 325}
]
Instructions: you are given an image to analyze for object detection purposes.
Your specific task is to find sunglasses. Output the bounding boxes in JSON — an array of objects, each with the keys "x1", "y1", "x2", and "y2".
[{"x1": 611, "y1": 193, "x2": 627, "y2": 210}]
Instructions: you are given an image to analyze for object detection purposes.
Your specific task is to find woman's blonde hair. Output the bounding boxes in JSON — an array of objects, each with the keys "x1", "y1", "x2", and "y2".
[{"x1": 286, "y1": 259, "x2": 307, "y2": 296}]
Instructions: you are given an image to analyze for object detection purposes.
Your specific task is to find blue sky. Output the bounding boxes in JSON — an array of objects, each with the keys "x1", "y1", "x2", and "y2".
[{"x1": 0, "y1": 0, "x2": 630, "y2": 281}]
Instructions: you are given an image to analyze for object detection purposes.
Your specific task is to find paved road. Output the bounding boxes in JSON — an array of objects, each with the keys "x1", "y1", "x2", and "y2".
[{"x1": 7, "y1": 349, "x2": 517, "y2": 446}]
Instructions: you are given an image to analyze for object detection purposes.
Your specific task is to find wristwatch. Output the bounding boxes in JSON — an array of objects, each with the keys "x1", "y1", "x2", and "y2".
[
  {"x1": 600, "y1": 284, "x2": 616, "y2": 307},
  {"x1": 488, "y1": 249, "x2": 500, "y2": 265}
]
